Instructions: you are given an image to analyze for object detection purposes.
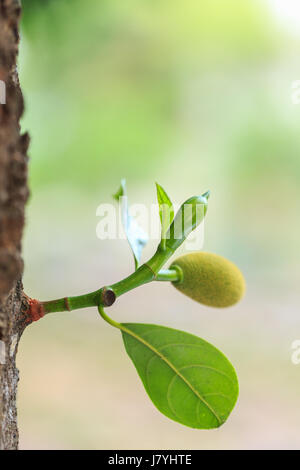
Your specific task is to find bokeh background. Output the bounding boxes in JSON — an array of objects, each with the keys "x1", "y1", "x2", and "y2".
[{"x1": 18, "y1": 0, "x2": 300, "y2": 449}]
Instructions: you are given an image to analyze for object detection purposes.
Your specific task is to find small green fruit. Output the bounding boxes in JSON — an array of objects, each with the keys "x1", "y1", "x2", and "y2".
[{"x1": 170, "y1": 252, "x2": 246, "y2": 308}]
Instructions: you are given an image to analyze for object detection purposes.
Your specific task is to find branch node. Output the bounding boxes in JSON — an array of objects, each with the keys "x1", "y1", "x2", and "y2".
[
  {"x1": 21, "y1": 295, "x2": 45, "y2": 324},
  {"x1": 101, "y1": 288, "x2": 116, "y2": 307},
  {"x1": 64, "y1": 297, "x2": 71, "y2": 311}
]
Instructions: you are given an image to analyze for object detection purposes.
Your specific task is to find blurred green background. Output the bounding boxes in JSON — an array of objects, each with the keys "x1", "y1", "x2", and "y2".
[{"x1": 18, "y1": 0, "x2": 300, "y2": 449}]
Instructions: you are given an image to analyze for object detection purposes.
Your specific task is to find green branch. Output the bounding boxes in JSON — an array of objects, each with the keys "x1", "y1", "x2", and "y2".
[
  {"x1": 36, "y1": 185, "x2": 209, "y2": 316},
  {"x1": 41, "y1": 251, "x2": 181, "y2": 315}
]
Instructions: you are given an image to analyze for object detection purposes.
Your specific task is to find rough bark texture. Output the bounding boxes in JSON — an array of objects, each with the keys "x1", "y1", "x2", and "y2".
[{"x1": 0, "y1": 0, "x2": 29, "y2": 450}]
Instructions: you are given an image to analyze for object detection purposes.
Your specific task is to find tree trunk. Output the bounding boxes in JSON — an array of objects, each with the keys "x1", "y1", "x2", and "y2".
[{"x1": 0, "y1": 0, "x2": 29, "y2": 450}]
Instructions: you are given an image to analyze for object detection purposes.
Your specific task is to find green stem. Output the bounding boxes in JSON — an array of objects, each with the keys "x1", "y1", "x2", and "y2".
[
  {"x1": 109, "y1": 263, "x2": 154, "y2": 297},
  {"x1": 42, "y1": 290, "x2": 101, "y2": 314},
  {"x1": 156, "y1": 269, "x2": 180, "y2": 282},
  {"x1": 34, "y1": 190, "x2": 210, "y2": 317},
  {"x1": 98, "y1": 304, "x2": 121, "y2": 330},
  {"x1": 41, "y1": 248, "x2": 180, "y2": 315}
]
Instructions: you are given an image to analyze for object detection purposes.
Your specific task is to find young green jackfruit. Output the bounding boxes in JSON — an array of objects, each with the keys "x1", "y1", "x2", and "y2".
[{"x1": 170, "y1": 252, "x2": 245, "y2": 308}]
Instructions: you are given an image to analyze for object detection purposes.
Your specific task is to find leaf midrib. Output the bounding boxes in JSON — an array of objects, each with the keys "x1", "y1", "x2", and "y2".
[{"x1": 122, "y1": 324, "x2": 222, "y2": 425}]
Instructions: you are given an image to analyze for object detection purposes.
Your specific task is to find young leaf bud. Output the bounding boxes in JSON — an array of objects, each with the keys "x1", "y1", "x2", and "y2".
[
  {"x1": 170, "y1": 252, "x2": 245, "y2": 308},
  {"x1": 165, "y1": 192, "x2": 209, "y2": 253}
]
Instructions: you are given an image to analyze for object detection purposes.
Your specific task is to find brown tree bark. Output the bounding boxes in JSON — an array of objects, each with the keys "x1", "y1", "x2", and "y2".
[{"x1": 0, "y1": 0, "x2": 29, "y2": 450}]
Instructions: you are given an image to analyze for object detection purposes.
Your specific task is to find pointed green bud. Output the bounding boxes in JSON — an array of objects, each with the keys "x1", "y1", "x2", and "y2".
[{"x1": 165, "y1": 192, "x2": 209, "y2": 253}]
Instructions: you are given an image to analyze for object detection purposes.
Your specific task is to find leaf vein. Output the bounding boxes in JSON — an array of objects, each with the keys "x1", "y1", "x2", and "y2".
[
  {"x1": 178, "y1": 364, "x2": 235, "y2": 385},
  {"x1": 123, "y1": 327, "x2": 222, "y2": 425}
]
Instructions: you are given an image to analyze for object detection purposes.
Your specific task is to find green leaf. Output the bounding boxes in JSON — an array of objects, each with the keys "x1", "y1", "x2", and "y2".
[
  {"x1": 156, "y1": 183, "x2": 174, "y2": 250},
  {"x1": 165, "y1": 190, "x2": 210, "y2": 253},
  {"x1": 113, "y1": 179, "x2": 148, "y2": 270},
  {"x1": 121, "y1": 322, "x2": 238, "y2": 429}
]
